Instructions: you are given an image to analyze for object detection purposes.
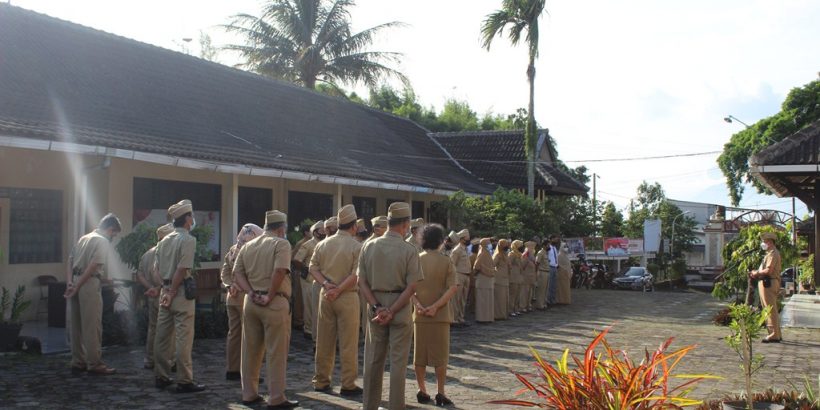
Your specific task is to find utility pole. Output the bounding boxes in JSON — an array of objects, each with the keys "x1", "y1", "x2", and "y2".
[{"x1": 592, "y1": 173, "x2": 598, "y2": 236}]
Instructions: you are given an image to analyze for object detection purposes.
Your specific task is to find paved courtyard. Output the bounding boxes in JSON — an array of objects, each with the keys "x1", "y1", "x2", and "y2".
[{"x1": 1, "y1": 289, "x2": 818, "y2": 409}]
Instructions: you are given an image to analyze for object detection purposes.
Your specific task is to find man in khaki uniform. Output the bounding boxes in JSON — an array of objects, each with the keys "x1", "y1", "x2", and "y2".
[
  {"x1": 290, "y1": 224, "x2": 311, "y2": 333},
  {"x1": 153, "y1": 200, "x2": 206, "y2": 393},
  {"x1": 368, "y1": 216, "x2": 388, "y2": 243},
  {"x1": 64, "y1": 213, "x2": 122, "y2": 375},
  {"x1": 310, "y1": 205, "x2": 363, "y2": 396},
  {"x1": 325, "y1": 216, "x2": 339, "y2": 237},
  {"x1": 232, "y1": 210, "x2": 298, "y2": 409},
  {"x1": 293, "y1": 220, "x2": 325, "y2": 341},
  {"x1": 358, "y1": 202, "x2": 424, "y2": 410},
  {"x1": 135, "y1": 223, "x2": 174, "y2": 370},
  {"x1": 534, "y1": 243, "x2": 550, "y2": 310},
  {"x1": 750, "y1": 232, "x2": 783, "y2": 343},
  {"x1": 449, "y1": 229, "x2": 471, "y2": 327},
  {"x1": 406, "y1": 218, "x2": 425, "y2": 253},
  {"x1": 355, "y1": 218, "x2": 370, "y2": 242},
  {"x1": 306, "y1": 216, "x2": 339, "y2": 340}
]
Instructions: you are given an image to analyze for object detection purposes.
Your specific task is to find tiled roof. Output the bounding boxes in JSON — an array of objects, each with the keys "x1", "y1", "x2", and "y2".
[
  {"x1": 751, "y1": 119, "x2": 820, "y2": 208},
  {"x1": 430, "y1": 130, "x2": 588, "y2": 195},
  {"x1": 0, "y1": 4, "x2": 495, "y2": 195}
]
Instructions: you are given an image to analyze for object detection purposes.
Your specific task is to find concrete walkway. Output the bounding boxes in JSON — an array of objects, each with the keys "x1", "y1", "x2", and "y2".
[{"x1": 1, "y1": 289, "x2": 818, "y2": 409}]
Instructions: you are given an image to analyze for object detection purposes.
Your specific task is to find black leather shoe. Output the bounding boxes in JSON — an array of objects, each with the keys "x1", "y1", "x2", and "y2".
[
  {"x1": 314, "y1": 385, "x2": 332, "y2": 393},
  {"x1": 761, "y1": 337, "x2": 782, "y2": 343},
  {"x1": 267, "y1": 400, "x2": 299, "y2": 409},
  {"x1": 436, "y1": 393, "x2": 454, "y2": 407},
  {"x1": 155, "y1": 377, "x2": 174, "y2": 389},
  {"x1": 340, "y1": 386, "x2": 363, "y2": 397},
  {"x1": 175, "y1": 382, "x2": 206, "y2": 393},
  {"x1": 225, "y1": 371, "x2": 241, "y2": 380},
  {"x1": 417, "y1": 390, "x2": 431, "y2": 403},
  {"x1": 242, "y1": 396, "x2": 265, "y2": 405}
]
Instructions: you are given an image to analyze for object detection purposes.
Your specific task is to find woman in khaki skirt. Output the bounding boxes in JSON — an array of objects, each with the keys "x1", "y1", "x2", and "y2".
[
  {"x1": 520, "y1": 241, "x2": 537, "y2": 313},
  {"x1": 508, "y1": 240, "x2": 524, "y2": 316},
  {"x1": 493, "y1": 239, "x2": 511, "y2": 320},
  {"x1": 556, "y1": 243, "x2": 572, "y2": 305},
  {"x1": 412, "y1": 224, "x2": 459, "y2": 407},
  {"x1": 473, "y1": 238, "x2": 496, "y2": 323}
]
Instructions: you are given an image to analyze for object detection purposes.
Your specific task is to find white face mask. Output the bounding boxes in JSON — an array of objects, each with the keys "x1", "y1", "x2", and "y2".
[
  {"x1": 760, "y1": 242, "x2": 768, "y2": 251},
  {"x1": 190, "y1": 218, "x2": 197, "y2": 231}
]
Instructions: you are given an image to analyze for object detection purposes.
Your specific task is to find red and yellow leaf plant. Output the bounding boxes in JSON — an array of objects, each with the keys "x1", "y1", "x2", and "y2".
[{"x1": 490, "y1": 327, "x2": 717, "y2": 409}]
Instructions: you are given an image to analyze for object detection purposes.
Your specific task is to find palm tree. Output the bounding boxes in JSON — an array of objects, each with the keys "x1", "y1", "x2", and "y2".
[
  {"x1": 481, "y1": 0, "x2": 547, "y2": 199},
  {"x1": 223, "y1": 0, "x2": 406, "y2": 90}
]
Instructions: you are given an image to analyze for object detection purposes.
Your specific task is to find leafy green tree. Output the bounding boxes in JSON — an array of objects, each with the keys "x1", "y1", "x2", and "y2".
[
  {"x1": 623, "y1": 181, "x2": 697, "y2": 262},
  {"x1": 481, "y1": 0, "x2": 547, "y2": 199},
  {"x1": 718, "y1": 79, "x2": 820, "y2": 205},
  {"x1": 223, "y1": 0, "x2": 407, "y2": 90},
  {"x1": 433, "y1": 99, "x2": 481, "y2": 132},
  {"x1": 600, "y1": 201, "x2": 624, "y2": 237}
]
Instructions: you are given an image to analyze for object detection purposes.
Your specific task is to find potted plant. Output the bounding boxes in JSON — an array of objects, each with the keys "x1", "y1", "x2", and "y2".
[
  {"x1": 0, "y1": 285, "x2": 32, "y2": 351},
  {"x1": 799, "y1": 255, "x2": 815, "y2": 294},
  {"x1": 723, "y1": 303, "x2": 784, "y2": 410}
]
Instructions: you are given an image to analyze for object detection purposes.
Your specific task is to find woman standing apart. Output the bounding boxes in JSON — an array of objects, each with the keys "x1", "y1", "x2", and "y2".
[
  {"x1": 473, "y1": 238, "x2": 496, "y2": 323},
  {"x1": 493, "y1": 239, "x2": 511, "y2": 320},
  {"x1": 412, "y1": 224, "x2": 458, "y2": 407},
  {"x1": 556, "y1": 243, "x2": 572, "y2": 305},
  {"x1": 220, "y1": 223, "x2": 263, "y2": 381}
]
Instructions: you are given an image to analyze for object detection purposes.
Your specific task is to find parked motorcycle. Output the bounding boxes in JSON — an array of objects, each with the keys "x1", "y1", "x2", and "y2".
[
  {"x1": 590, "y1": 263, "x2": 609, "y2": 289},
  {"x1": 572, "y1": 256, "x2": 591, "y2": 289}
]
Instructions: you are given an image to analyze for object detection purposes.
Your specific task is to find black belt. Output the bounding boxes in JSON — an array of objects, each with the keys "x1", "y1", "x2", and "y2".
[
  {"x1": 373, "y1": 289, "x2": 404, "y2": 294},
  {"x1": 253, "y1": 290, "x2": 290, "y2": 301}
]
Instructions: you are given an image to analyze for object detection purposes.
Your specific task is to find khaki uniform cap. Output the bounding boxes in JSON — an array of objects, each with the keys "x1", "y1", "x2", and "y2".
[
  {"x1": 156, "y1": 223, "x2": 174, "y2": 240},
  {"x1": 448, "y1": 231, "x2": 458, "y2": 243},
  {"x1": 168, "y1": 199, "x2": 193, "y2": 219},
  {"x1": 760, "y1": 232, "x2": 777, "y2": 241},
  {"x1": 338, "y1": 204, "x2": 357, "y2": 225},
  {"x1": 388, "y1": 202, "x2": 411, "y2": 219},
  {"x1": 311, "y1": 220, "x2": 325, "y2": 234},
  {"x1": 325, "y1": 217, "x2": 339, "y2": 230},
  {"x1": 265, "y1": 210, "x2": 287, "y2": 225},
  {"x1": 410, "y1": 218, "x2": 425, "y2": 228},
  {"x1": 456, "y1": 229, "x2": 470, "y2": 240},
  {"x1": 470, "y1": 238, "x2": 480, "y2": 246},
  {"x1": 371, "y1": 216, "x2": 388, "y2": 228}
]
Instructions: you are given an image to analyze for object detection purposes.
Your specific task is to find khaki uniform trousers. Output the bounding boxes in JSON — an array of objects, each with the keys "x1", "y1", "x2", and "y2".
[
  {"x1": 535, "y1": 270, "x2": 549, "y2": 309},
  {"x1": 453, "y1": 273, "x2": 470, "y2": 323},
  {"x1": 494, "y1": 284, "x2": 509, "y2": 320},
  {"x1": 291, "y1": 271, "x2": 304, "y2": 327},
  {"x1": 301, "y1": 278, "x2": 314, "y2": 336},
  {"x1": 241, "y1": 295, "x2": 291, "y2": 405},
  {"x1": 154, "y1": 289, "x2": 196, "y2": 384},
  {"x1": 508, "y1": 283, "x2": 520, "y2": 313},
  {"x1": 363, "y1": 293, "x2": 413, "y2": 410},
  {"x1": 145, "y1": 295, "x2": 159, "y2": 365},
  {"x1": 69, "y1": 276, "x2": 103, "y2": 369},
  {"x1": 359, "y1": 291, "x2": 369, "y2": 338},
  {"x1": 310, "y1": 281, "x2": 323, "y2": 341},
  {"x1": 519, "y1": 282, "x2": 532, "y2": 310},
  {"x1": 314, "y1": 291, "x2": 360, "y2": 390},
  {"x1": 758, "y1": 279, "x2": 782, "y2": 339},
  {"x1": 226, "y1": 303, "x2": 243, "y2": 373}
]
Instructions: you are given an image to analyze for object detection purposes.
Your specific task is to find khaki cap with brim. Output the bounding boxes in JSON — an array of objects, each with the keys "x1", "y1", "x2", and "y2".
[
  {"x1": 760, "y1": 232, "x2": 777, "y2": 241},
  {"x1": 448, "y1": 231, "x2": 458, "y2": 243},
  {"x1": 470, "y1": 238, "x2": 480, "y2": 246},
  {"x1": 325, "y1": 217, "x2": 339, "y2": 229},
  {"x1": 265, "y1": 210, "x2": 287, "y2": 225},
  {"x1": 338, "y1": 204, "x2": 357, "y2": 225},
  {"x1": 388, "y1": 202, "x2": 411, "y2": 219},
  {"x1": 456, "y1": 229, "x2": 470, "y2": 240},
  {"x1": 168, "y1": 199, "x2": 193, "y2": 220},
  {"x1": 371, "y1": 216, "x2": 388, "y2": 228},
  {"x1": 156, "y1": 223, "x2": 174, "y2": 240},
  {"x1": 410, "y1": 218, "x2": 425, "y2": 228},
  {"x1": 310, "y1": 220, "x2": 325, "y2": 234},
  {"x1": 356, "y1": 218, "x2": 366, "y2": 231}
]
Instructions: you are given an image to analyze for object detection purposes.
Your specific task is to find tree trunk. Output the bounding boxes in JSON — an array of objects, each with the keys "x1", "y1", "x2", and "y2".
[{"x1": 526, "y1": 59, "x2": 536, "y2": 199}]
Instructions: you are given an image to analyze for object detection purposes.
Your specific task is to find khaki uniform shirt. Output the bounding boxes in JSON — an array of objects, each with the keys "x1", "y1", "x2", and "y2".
[
  {"x1": 292, "y1": 237, "x2": 308, "y2": 258},
  {"x1": 309, "y1": 230, "x2": 362, "y2": 292},
  {"x1": 71, "y1": 229, "x2": 109, "y2": 278},
  {"x1": 155, "y1": 228, "x2": 196, "y2": 281},
  {"x1": 233, "y1": 232, "x2": 292, "y2": 297},
  {"x1": 509, "y1": 252, "x2": 523, "y2": 284},
  {"x1": 293, "y1": 237, "x2": 319, "y2": 282},
  {"x1": 414, "y1": 251, "x2": 456, "y2": 323},
  {"x1": 536, "y1": 249, "x2": 549, "y2": 271},
  {"x1": 761, "y1": 248, "x2": 782, "y2": 282},
  {"x1": 138, "y1": 246, "x2": 158, "y2": 285},
  {"x1": 406, "y1": 235, "x2": 423, "y2": 254},
  {"x1": 493, "y1": 252, "x2": 510, "y2": 286},
  {"x1": 474, "y1": 251, "x2": 495, "y2": 278},
  {"x1": 357, "y1": 231, "x2": 423, "y2": 292},
  {"x1": 450, "y1": 243, "x2": 471, "y2": 275}
]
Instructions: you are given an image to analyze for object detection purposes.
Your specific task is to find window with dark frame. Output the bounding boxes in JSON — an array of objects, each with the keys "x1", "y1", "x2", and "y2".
[
  {"x1": 412, "y1": 201, "x2": 425, "y2": 220},
  {"x1": 1, "y1": 187, "x2": 63, "y2": 264},
  {"x1": 238, "y1": 187, "x2": 272, "y2": 230},
  {"x1": 287, "y1": 191, "x2": 333, "y2": 229},
  {"x1": 352, "y1": 196, "x2": 376, "y2": 221}
]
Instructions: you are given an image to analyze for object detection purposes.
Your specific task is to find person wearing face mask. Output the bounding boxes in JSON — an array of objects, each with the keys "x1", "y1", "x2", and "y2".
[
  {"x1": 136, "y1": 223, "x2": 174, "y2": 370},
  {"x1": 442, "y1": 231, "x2": 457, "y2": 257},
  {"x1": 406, "y1": 218, "x2": 425, "y2": 253},
  {"x1": 493, "y1": 239, "x2": 511, "y2": 320},
  {"x1": 546, "y1": 234, "x2": 561, "y2": 306},
  {"x1": 325, "y1": 217, "x2": 339, "y2": 237},
  {"x1": 750, "y1": 232, "x2": 783, "y2": 343},
  {"x1": 556, "y1": 242, "x2": 572, "y2": 305},
  {"x1": 367, "y1": 216, "x2": 388, "y2": 243},
  {"x1": 521, "y1": 241, "x2": 538, "y2": 313},
  {"x1": 293, "y1": 220, "x2": 325, "y2": 342},
  {"x1": 508, "y1": 240, "x2": 524, "y2": 316},
  {"x1": 449, "y1": 229, "x2": 472, "y2": 327},
  {"x1": 153, "y1": 200, "x2": 206, "y2": 393},
  {"x1": 232, "y1": 210, "x2": 298, "y2": 409},
  {"x1": 64, "y1": 213, "x2": 122, "y2": 375},
  {"x1": 221, "y1": 223, "x2": 264, "y2": 381},
  {"x1": 473, "y1": 238, "x2": 496, "y2": 323}
]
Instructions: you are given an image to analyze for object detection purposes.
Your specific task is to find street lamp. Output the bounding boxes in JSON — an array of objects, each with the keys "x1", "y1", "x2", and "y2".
[
  {"x1": 723, "y1": 115, "x2": 751, "y2": 128},
  {"x1": 671, "y1": 210, "x2": 692, "y2": 258}
]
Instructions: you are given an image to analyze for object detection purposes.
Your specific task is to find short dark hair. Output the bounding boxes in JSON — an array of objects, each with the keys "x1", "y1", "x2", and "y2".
[
  {"x1": 173, "y1": 212, "x2": 191, "y2": 228},
  {"x1": 265, "y1": 222, "x2": 286, "y2": 231},
  {"x1": 338, "y1": 220, "x2": 356, "y2": 231},
  {"x1": 549, "y1": 234, "x2": 560, "y2": 241},
  {"x1": 99, "y1": 213, "x2": 122, "y2": 231},
  {"x1": 301, "y1": 224, "x2": 311, "y2": 233},
  {"x1": 388, "y1": 216, "x2": 410, "y2": 227},
  {"x1": 421, "y1": 224, "x2": 445, "y2": 251}
]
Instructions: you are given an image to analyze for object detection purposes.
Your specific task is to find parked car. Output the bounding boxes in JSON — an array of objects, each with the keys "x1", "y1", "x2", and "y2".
[{"x1": 612, "y1": 267, "x2": 654, "y2": 292}]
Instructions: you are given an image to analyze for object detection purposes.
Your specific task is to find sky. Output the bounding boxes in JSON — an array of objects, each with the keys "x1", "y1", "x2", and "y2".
[{"x1": 10, "y1": 0, "x2": 820, "y2": 219}]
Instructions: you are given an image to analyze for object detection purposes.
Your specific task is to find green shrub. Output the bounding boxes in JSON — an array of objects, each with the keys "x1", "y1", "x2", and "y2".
[
  {"x1": 646, "y1": 263, "x2": 660, "y2": 275},
  {"x1": 800, "y1": 254, "x2": 815, "y2": 287}
]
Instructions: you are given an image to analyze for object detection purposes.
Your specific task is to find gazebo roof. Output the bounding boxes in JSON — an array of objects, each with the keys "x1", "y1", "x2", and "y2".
[{"x1": 751, "y1": 119, "x2": 820, "y2": 210}]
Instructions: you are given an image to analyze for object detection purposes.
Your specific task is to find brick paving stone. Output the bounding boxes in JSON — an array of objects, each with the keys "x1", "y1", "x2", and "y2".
[{"x1": 0, "y1": 289, "x2": 817, "y2": 409}]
